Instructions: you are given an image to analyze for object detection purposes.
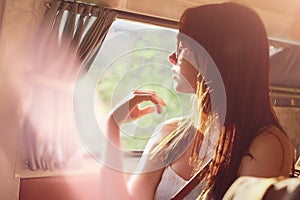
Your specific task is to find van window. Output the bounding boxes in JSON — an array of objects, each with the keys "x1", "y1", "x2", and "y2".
[{"x1": 89, "y1": 19, "x2": 192, "y2": 151}]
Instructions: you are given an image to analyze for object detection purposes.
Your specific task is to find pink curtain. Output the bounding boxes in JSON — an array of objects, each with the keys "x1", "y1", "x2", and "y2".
[
  {"x1": 21, "y1": 0, "x2": 117, "y2": 171},
  {"x1": 40, "y1": 0, "x2": 117, "y2": 69}
]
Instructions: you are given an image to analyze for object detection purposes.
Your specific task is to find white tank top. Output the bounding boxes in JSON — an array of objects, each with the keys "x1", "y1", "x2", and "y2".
[
  {"x1": 154, "y1": 166, "x2": 204, "y2": 200},
  {"x1": 154, "y1": 166, "x2": 186, "y2": 199}
]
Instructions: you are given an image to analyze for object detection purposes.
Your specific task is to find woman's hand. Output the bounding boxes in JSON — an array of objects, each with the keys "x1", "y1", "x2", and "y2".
[{"x1": 109, "y1": 90, "x2": 167, "y2": 126}]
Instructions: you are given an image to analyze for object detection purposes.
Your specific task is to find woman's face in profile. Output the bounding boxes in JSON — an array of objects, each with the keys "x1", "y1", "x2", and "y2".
[{"x1": 168, "y1": 40, "x2": 198, "y2": 94}]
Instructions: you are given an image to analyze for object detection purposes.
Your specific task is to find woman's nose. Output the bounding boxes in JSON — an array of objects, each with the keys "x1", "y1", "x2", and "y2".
[{"x1": 168, "y1": 52, "x2": 177, "y2": 65}]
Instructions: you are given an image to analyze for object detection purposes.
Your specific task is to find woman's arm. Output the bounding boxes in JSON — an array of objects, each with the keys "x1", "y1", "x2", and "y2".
[
  {"x1": 103, "y1": 116, "x2": 166, "y2": 200},
  {"x1": 101, "y1": 90, "x2": 167, "y2": 199},
  {"x1": 126, "y1": 119, "x2": 180, "y2": 199}
]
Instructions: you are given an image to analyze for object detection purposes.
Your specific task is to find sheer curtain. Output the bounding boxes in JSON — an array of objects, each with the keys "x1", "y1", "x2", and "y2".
[
  {"x1": 19, "y1": 0, "x2": 117, "y2": 172},
  {"x1": 40, "y1": 0, "x2": 117, "y2": 69}
]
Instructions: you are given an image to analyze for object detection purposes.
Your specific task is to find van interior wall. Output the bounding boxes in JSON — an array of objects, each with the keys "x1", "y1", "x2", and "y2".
[
  {"x1": 1, "y1": 0, "x2": 300, "y2": 199},
  {"x1": 2, "y1": 0, "x2": 46, "y2": 53}
]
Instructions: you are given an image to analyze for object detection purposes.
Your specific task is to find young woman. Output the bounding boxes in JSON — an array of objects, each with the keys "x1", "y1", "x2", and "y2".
[{"x1": 105, "y1": 2, "x2": 294, "y2": 200}]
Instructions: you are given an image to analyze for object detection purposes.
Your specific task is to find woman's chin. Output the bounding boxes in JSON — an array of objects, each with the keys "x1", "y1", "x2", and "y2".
[
  {"x1": 173, "y1": 83, "x2": 194, "y2": 94},
  {"x1": 172, "y1": 74, "x2": 179, "y2": 81},
  {"x1": 172, "y1": 74, "x2": 195, "y2": 94}
]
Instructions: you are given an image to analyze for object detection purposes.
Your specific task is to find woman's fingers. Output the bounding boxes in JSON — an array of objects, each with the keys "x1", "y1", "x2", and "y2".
[
  {"x1": 111, "y1": 90, "x2": 167, "y2": 124},
  {"x1": 127, "y1": 105, "x2": 156, "y2": 121},
  {"x1": 130, "y1": 93, "x2": 166, "y2": 112},
  {"x1": 130, "y1": 94, "x2": 166, "y2": 117},
  {"x1": 140, "y1": 105, "x2": 156, "y2": 115},
  {"x1": 132, "y1": 90, "x2": 167, "y2": 107}
]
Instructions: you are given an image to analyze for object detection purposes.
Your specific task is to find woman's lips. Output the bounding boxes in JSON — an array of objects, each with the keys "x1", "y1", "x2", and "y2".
[{"x1": 171, "y1": 65, "x2": 180, "y2": 80}]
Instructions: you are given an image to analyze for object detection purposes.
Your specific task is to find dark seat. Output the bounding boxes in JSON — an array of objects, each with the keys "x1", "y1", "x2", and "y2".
[{"x1": 222, "y1": 176, "x2": 300, "y2": 200}]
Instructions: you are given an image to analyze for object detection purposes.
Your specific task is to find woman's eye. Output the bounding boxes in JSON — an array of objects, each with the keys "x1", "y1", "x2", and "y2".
[
  {"x1": 177, "y1": 46, "x2": 184, "y2": 58},
  {"x1": 176, "y1": 41, "x2": 184, "y2": 58}
]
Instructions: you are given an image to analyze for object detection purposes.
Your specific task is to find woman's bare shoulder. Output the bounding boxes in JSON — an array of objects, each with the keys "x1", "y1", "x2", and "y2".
[
  {"x1": 257, "y1": 126, "x2": 294, "y2": 156},
  {"x1": 239, "y1": 126, "x2": 294, "y2": 177}
]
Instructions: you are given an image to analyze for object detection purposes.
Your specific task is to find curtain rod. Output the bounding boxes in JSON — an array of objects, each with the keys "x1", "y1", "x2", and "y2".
[
  {"x1": 48, "y1": 0, "x2": 178, "y2": 28},
  {"x1": 48, "y1": 0, "x2": 116, "y2": 16}
]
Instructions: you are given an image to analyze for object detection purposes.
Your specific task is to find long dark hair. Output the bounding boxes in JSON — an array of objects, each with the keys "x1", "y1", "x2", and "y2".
[{"x1": 178, "y1": 3, "x2": 285, "y2": 199}]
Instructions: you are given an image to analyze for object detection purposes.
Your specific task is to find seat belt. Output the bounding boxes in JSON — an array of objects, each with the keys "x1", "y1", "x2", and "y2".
[{"x1": 171, "y1": 169, "x2": 203, "y2": 200}]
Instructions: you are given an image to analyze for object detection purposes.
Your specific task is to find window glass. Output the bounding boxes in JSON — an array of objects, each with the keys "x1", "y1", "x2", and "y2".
[{"x1": 89, "y1": 19, "x2": 192, "y2": 151}]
